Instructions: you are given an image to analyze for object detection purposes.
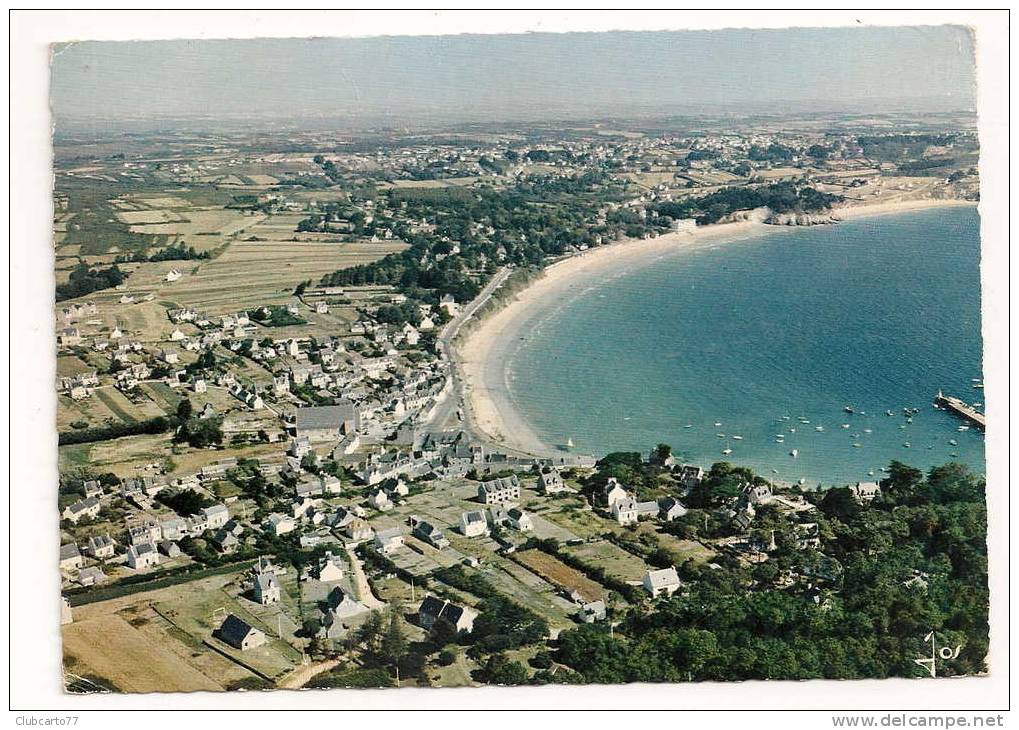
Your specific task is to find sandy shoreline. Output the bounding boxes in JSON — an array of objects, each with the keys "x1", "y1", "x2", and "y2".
[{"x1": 456, "y1": 198, "x2": 977, "y2": 457}]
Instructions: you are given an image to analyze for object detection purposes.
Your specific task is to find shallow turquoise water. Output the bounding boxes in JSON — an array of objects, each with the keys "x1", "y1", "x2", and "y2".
[{"x1": 506, "y1": 207, "x2": 985, "y2": 486}]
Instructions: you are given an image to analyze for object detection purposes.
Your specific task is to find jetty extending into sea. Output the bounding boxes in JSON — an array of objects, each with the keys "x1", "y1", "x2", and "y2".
[{"x1": 935, "y1": 391, "x2": 986, "y2": 429}]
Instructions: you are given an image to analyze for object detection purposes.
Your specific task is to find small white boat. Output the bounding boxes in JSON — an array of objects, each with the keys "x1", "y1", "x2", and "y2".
[
  {"x1": 868, "y1": 470, "x2": 875, "y2": 476},
  {"x1": 789, "y1": 427, "x2": 796, "y2": 433},
  {"x1": 771, "y1": 469, "x2": 779, "y2": 474},
  {"x1": 684, "y1": 424, "x2": 694, "y2": 429},
  {"x1": 903, "y1": 442, "x2": 911, "y2": 448},
  {"x1": 841, "y1": 424, "x2": 850, "y2": 429},
  {"x1": 815, "y1": 426, "x2": 824, "y2": 432},
  {"x1": 790, "y1": 449, "x2": 798, "y2": 457},
  {"x1": 732, "y1": 435, "x2": 743, "y2": 440},
  {"x1": 863, "y1": 428, "x2": 872, "y2": 434},
  {"x1": 566, "y1": 437, "x2": 574, "y2": 448},
  {"x1": 906, "y1": 417, "x2": 913, "y2": 424},
  {"x1": 716, "y1": 433, "x2": 726, "y2": 438},
  {"x1": 852, "y1": 443, "x2": 862, "y2": 448},
  {"x1": 957, "y1": 425, "x2": 969, "y2": 432},
  {"x1": 798, "y1": 478, "x2": 806, "y2": 485},
  {"x1": 886, "y1": 410, "x2": 895, "y2": 416},
  {"x1": 714, "y1": 422, "x2": 722, "y2": 427},
  {"x1": 721, "y1": 448, "x2": 732, "y2": 455},
  {"x1": 949, "y1": 439, "x2": 958, "y2": 446}
]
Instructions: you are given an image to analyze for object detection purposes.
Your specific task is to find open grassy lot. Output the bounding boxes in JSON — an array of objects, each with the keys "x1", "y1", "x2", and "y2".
[
  {"x1": 561, "y1": 540, "x2": 649, "y2": 583},
  {"x1": 152, "y1": 570, "x2": 305, "y2": 681},
  {"x1": 93, "y1": 388, "x2": 145, "y2": 423},
  {"x1": 56, "y1": 355, "x2": 95, "y2": 378},
  {"x1": 62, "y1": 611, "x2": 225, "y2": 693},
  {"x1": 515, "y1": 549, "x2": 606, "y2": 603},
  {"x1": 651, "y1": 532, "x2": 717, "y2": 565},
  {"x1": 533, "y1": 496, "x2": 613, "y2": 540},
  {"x1": 61, "y1": 571, "x2": 274, "y2": 692},
  {"x1": 60, "y1": 428, "x2": 283, "y2": 481}
]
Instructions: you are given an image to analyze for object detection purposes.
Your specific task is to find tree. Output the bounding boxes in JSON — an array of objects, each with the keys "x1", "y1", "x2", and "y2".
[
  {"x1": 174, "y1": 416, "x2": 224, "y2": 448},
  {"x1": 649, "y1": 443, "x2": 673, "y2": 466},
  {"x1": 427, "y1": 617, "x2": 458, "y2": 652},
  {"x1": 352, "y1": 610, "x2": 385, "y2": 660},
  {"x1": 380, "y1": 609, "x2": 408, "y2": 666},
  {"x1": 176, "y1": 398, "x2": 193, "y2": 421},
  {"x1": 819, "y1": 486, "x2": 861, "y2": 521},
  {"x1": 481, "y1": 654, "x2": 529, "y2": 685},
  {"x1": 300, "y1": 451, "x2": 320, "y2": 474}
]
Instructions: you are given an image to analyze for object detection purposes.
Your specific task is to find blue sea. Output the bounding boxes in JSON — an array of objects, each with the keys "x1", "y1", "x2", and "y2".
[{"x1": 505, "y1": 206, "x2": 985, "y2": 486}]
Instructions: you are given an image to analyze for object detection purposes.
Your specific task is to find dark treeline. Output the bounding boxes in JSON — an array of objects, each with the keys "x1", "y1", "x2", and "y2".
[
  {"x1": 55, "y1": 262, "x2": 127, "y2": 302},
  {"x1": 58, "y1": 415, "x2": 172, "y2": 445},
  {"x1": 553, "y1": 460, "x2": 987, "y2": 683},
  {"x1": 114, "y1": 243, "x2": 210, "y2": 264},
  {"x1": 655, "y1": 181, "x2": 843, "y2": 226}
]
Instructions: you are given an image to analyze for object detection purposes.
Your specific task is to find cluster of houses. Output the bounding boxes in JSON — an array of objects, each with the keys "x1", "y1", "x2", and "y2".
[
  {"x1": 59, "y1": 479, "x2": 234, "y2": 587},
  {"x1": 599, "y1": 477, "x2": 689, "y2": 526}
]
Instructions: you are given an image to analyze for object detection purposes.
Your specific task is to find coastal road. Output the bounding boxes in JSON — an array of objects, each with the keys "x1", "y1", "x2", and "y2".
[
  {"x1": 422, "y1": 266, "x2": 514, "y2": 435},
  {"x1": 423, "y1": 265, "x2": 574, "y2": 462}
]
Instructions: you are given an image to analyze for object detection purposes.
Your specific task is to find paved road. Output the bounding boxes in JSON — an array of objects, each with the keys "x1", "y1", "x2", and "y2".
[
  {"x1": 422, "y1": 267, "x2": 513, "y2": 435},
  {"x1": 421, "y1": 266, "x2": 563, "y2": 461}
]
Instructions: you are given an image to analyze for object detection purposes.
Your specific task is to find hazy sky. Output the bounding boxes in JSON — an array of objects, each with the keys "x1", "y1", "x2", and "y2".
[{"x1": 51, "y1": 26, "x2": 976, "y2": 126}]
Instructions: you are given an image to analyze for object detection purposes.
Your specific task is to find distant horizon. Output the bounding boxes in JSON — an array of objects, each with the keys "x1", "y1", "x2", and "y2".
[{"x1": 51, "y1": 27, "x2": 976, "y2": 132}]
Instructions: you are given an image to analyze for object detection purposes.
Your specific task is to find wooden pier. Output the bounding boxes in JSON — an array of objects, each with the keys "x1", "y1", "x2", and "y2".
[{"x1": 934, "y1": 390, "x2": 986, "y2": 429}]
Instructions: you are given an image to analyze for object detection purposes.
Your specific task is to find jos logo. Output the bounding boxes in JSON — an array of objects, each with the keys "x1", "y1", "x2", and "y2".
[{"x1": 914, "y1": 630, "x2": 962, "y2": 678}]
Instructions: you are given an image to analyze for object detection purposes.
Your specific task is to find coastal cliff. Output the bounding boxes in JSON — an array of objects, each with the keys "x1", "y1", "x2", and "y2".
[{"x1": 764, "y1": 210, "x2": 842, "y2": 226}]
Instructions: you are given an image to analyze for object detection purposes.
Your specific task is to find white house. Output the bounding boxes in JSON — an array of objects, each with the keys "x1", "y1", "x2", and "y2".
[
  {"x1": 374, "y1": 527, "x2": 404, "y2": 555},
  {"x1": 601, "y1": 478, "x2": 629, "y2": 507},
  {"x1": 317, "y1": 552, "x2": 346, "y2": 582},
  {"x1": 202, "y1": 504, "x2": 230, "y2": 530},
  {"x1": 612, "y1": 496, "x2": 639, "y2": 526},
  {"x1": 253, "y1": 572, "x2": 282, "y2": 605},
  {"x1": 851, "y1": 481, "x2": 882, "y2": 503},
  {"x1": 368, "y1": 489, "x2": 393, "y2": 512},
  {"x1": 59, "y1": 543, "x2": 82, "y2": 572},
  {"x1": 507, "y1": 507, "x2": 534, "y2": 532},
  {"x1": 158, "y1": 519, "x2": 189, "y2": 542},
  {"x1": 343, "y1": 518, "x2": 374, "y2": 543},
  {"x1": 216, "y1": 614, "x2": 266, "y2": 651},
  {"x1": 537, "y1": 467, "x2": 567, "y2": 494},
  {"x1": 460, "y1": 510, "x2": 489, "y2": 537},
  {"x1": 642, "y1": 567, "x2": 681, "y2": 598},
  {"x1": 264, "y1": 513, "x2": 296, "y2": 536},
  {"x1": 658, "y1": 496, "x2": 688, "y2": 521},
  {"x1": 62, "y1": 497, "x2": 102, "y2": 524},
  {"x1": 85, "y1": 534, "x2": 116, "y2": 560},
  {"x1": 127, "y1": 542, "x2": 161, "y2": 570}
]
